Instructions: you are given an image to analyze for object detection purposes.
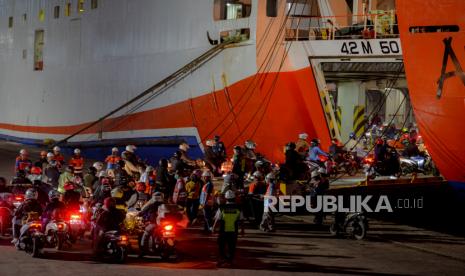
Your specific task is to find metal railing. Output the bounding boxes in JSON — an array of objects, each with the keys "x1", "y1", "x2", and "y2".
[{"x1": 285, "y1": 12, "x2": 399, "y2": 41}]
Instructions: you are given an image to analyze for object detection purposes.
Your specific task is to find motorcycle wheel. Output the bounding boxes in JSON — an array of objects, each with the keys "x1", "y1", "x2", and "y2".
[
  {"x1": 31, "y1": 236, "x2": 42, "y2": 258},
  {"x1": 352, "y1": 220, "x2": 367, "y2": 240},
  {"x1": 329, "y1": 223, "x2": 340, "y2": 237},
  {"x1": 114, "y1": 246, "x2": 127, "y2": 264}
]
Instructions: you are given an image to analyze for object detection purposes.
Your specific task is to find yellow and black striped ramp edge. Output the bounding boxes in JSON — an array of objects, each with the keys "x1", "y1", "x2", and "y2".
[
  {"x1": 336, "y1": 106, "x2": 342, "y2": 133},
  {"x1": 319, "y1": 90, "x2": 338, "y2": 139},
  {"x1": 353, "y1": 105, "x2": 367, "y2": 137}
]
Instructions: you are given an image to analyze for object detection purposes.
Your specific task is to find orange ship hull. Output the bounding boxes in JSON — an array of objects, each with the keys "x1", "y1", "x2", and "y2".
[{"x1": 397, "y1": 0, "x2": 465, "y2": 185}]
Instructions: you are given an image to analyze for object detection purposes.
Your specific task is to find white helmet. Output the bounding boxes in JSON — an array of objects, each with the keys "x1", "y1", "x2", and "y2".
[
  {"x1": 25, "y1": 188, "x2": 38, "y2": 200},
  {"x1": 112, "y1": 147, "x2": 119, "y2": 152},
  {"x1": 202, "y1": 170, "x2": 212, "y2": 178},
  {"x1": 225, "y1": 190, "x2": 236, "y2": 200},
  {"x1": 46, "y1": 152, "x2": 54, "y2": 158},
  {"x1": 245, "y1": 140, "x2": 256, "y2": 150},
  {"x1": 74, "y1": 148, "x2": 81, "y2": 155},
  {"x1": 179, "y1": 143, "x2": 190, "y2": 151},
  {"x1": 205, "y1": 139, "x2": 214, "y2": 147},
  {"x1": 299, "y1": 133, "x2": 309, "y2": 140},
  {"x1": 98, "y1": 171, "x2": 107, "y2": 178},
  {"x1": 125, "y1": 145, "x2": 136, "y2": 153},
  {"x1": 19, "y1": 149, "x2": 28, "y2": 155},
  {"x1": 253, "y1": 171, "x2": 264, "y2": 180},
  {"x1": 53, "y1": 146, "x2": 61, "y2": 152},
  {"x1": 93, "y1": 162, "x2": 104, "y2": 171},
  {"x1": 145, "y1": 166, "x2": 154, "y2": 173}
]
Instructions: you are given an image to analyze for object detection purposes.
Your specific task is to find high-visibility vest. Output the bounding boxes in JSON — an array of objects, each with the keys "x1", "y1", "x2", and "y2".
[{"x1": 222, "y1": 208, "x2": 240, "y2": 232}]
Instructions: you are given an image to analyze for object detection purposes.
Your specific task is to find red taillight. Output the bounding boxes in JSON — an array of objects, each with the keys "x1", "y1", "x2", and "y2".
[
  {"x1": 120, "y1": 235, "x2": 128, "y2": 242},
  {"x1": 163, "y1": 224, "x2": 174, "y2": 231},
  {"x1": 15, "y1": 196, "x2": 24, "y2": 201},
  {"x1": 58, "y1": 223, "x2": 64, "y2": 230}
]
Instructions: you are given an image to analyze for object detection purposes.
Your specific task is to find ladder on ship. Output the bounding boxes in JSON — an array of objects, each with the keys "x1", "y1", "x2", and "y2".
[{"x1": 56, "y1": 40, "x2": 236, "y2": 145}]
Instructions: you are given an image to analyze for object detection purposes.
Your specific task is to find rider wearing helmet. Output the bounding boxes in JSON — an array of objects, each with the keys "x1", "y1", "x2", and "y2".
[
  {"x1": 15, "y1": 149, "x2": 32, "y2": 174},
  {"x1": 126, "y1": 182, "x2": 149, "y2": 210},
  {"x1": 63, "y1": 181, "x2": 81, "y2": 212},
  {"x1": 308, "y1": 138, "x2": 328, "y2": 164},
  {"x1": 248, "y1": 171, "x2": 266, "y2": 195},
  {"x1": 139, "y1": 192, "x2": 165, "y2": 255},
  {"x1": 42, "y1": 190, "x2": 66, "y2": 230},
  {"x1": 105, "y1": 147, "x2": 122, "y2": 170},
  {"x1": 200, "y1": 171, "x2": 215, "y2": 231},
  {"x1": 92, "y1": 177, "x2": 112, "y2": 205},
  {"x1": 296, "y1": 133, "x2": 310, "y2": 159},
  {"x1": 93, "y1": 197, "x2": 126, "y2": 255},
  {"x1": 374, "y1": 138, "x2": 386, "y2": 162},
  {"x1": 58, "y1": 165, "x2": 75, "y2": 193},
  {"x1": 212, "y1": 189, "x2": 242, "y2": 266},
  {"x1": 52, "y1": 146, "x2": 65, "y2": 167},
  {"x1": 35, "y1": 151, "x2": 49, "y2": 170},
  {"x1": 12, "y1": 188, "x2": 43, "y2": 244},
  {"x1": 69, "y1": 148, "x2": 85, "y2": 176}
]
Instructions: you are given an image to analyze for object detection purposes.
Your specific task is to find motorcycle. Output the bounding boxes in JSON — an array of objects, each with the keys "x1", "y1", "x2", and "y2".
[
  {"x1": 45, "y1": 219, "x2": 70, "y2": 250},
  {"x1": 338, "y1": 152, "x2": 359, "y2": 176},
  {"x1": 99, "y1": 230, "x2": 129, "y2": 263},
  {"x1": 139, "y1": 204, "x2": 181, "y2": 261},
  {"x1": 363, "y1": 149, "x2": 402, "y2": 180},
  {"x1": 399, "y1": 154, "x2": 437, "y2": 176},
  {"x1": 68, "y1": 211, "x2": 86, "y2": 242},
  {"x1": 0, "y1": 193, "x2": 14, "y2": 236},
  {"x1": 329, "y1": 212, "x2": 368, "y2": 240},
  {"x1": 18, "y1": 212, "x2": 45, "y2": 258}
]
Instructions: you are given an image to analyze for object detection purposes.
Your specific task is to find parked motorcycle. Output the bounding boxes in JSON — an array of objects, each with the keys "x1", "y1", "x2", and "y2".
[
  {"x1": 400, "y1": 154, "x2": 437, "y2": 176},
  {"x1": 329, "y1": 212, "x2": 368, "y2": 240}
]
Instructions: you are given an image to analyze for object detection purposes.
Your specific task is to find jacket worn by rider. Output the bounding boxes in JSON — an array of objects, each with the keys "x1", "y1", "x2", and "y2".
[
  {"x1": 14, "y1": 199, "x2": 43, "y2": 220},
  {"x1": 43, "y1": 199, "x2": 66, "y2": 221},
  {"x1": 15, "y1": 157, "x2": 32, "y2": 173},
  {"x1": 96, "y1": 207, "x2": 125, "y2": 232}
]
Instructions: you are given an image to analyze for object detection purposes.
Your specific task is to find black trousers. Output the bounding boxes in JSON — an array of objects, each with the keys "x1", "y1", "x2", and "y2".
[{"x1": 218, "y1": 232, "x2": 237, "y2": 261}]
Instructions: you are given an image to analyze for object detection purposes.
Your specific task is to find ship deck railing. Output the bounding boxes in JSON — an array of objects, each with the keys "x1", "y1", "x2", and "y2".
[{"x1": 285, "y1": 11, "x2": 399, "y2": 41}]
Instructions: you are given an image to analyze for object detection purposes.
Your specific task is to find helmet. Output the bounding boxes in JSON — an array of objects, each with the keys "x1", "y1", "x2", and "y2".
[
  {"x1": 402, "y1": 127, "x2": 409, "y2": 133},
  {"x1": 102, "y1": 183, "x2": 112, "y2": 192},
  {"x1": 311, "y1": 138, "x2": 320, "y2": 146},
  {"x1": 125, "y1": 145, "x2": 136, "y2": 153},
  {"x1": 265, "y1": 172, "x2": 276, "y2": 183},
  {"x1": 202, "y1": 170, "x2": 212, "y2": 178},
  {"x1": 31, "y1": 167, "x2": 42, "y2": 175},
  {"x1": 245, "y1": 140, "x2": 256, "y2": 150},
  {"x1": 205, "y1": 139, "x2": 214, "y2": 147},
  {"x1": 112, "y1": 147, "x2": 119, "y2": 153},
  {"x1": 286, "y1": 142, "x2": 296, "y2": 150},
  {"x1": 349, "y1": 132, "x2": 356, "y2": 139},
  {"x1": 47, "y1": 152, "x2": 54, "y2": 158},
  {"x1": 93, "y1": 162, "x2": 104, "y2": 171},
  {"x1": 48, "y1": 189, "x2": 60, "y2": 201},
  {"x1": 25, "y1": 188, "x2": 38, "y2": 200},
  {"x1": 104, "y1": 197, "x2": 116, "y2": 209},
  {"x1": 253, "y1": 171, "x2": 264, "y2": 180},
  {"x1": 255, "y1": 160, "x2": 265, "y2": 169},
  {"x1": 145, "y1": 166, "x2": 155, "y2": 173},
  {"x1": 299, "y1": 133, "x2": 308, "y2": 140},
  {"x1": 19, "y1": 149, "x2": 28, "y2": 155},
  {"x1": 225, "y1": 190, "x2": 236, "y2": 200},
  {"x1": 74, "y1": 148, "x2": 81, "y2": 155},
  {"x1": 53, "y1": 146, "x2": 61, "y2": 152},
  {"x1": 136, "y1": 182, "x2": 146, "y2": 192},
  {"x1": 111, "y1": 187, "x2": 124, "y2": 199},
  {"x1": 63, "y1": 182, "x2": 75, "y2": 191},
  {"x1": 179, "y1": 143, "x2": 190, "y2": 151},
  {"x1": 98, "y1": 171, "x2": 107, "y2": 178},
  {"x1": 311, "y1": 170, "x2": 320, "y2": 179},
  {"x1": 382, "y1": 122, "x2": 389, "y2": 127},
  {"x1": 152, "y1": 192, "x2": 164, "y2": 203}
]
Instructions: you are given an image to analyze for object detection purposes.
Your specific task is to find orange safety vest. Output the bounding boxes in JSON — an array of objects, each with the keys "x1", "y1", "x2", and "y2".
[{"x1": 69, "y1": 156, "x2": 84, "y2": 172}]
